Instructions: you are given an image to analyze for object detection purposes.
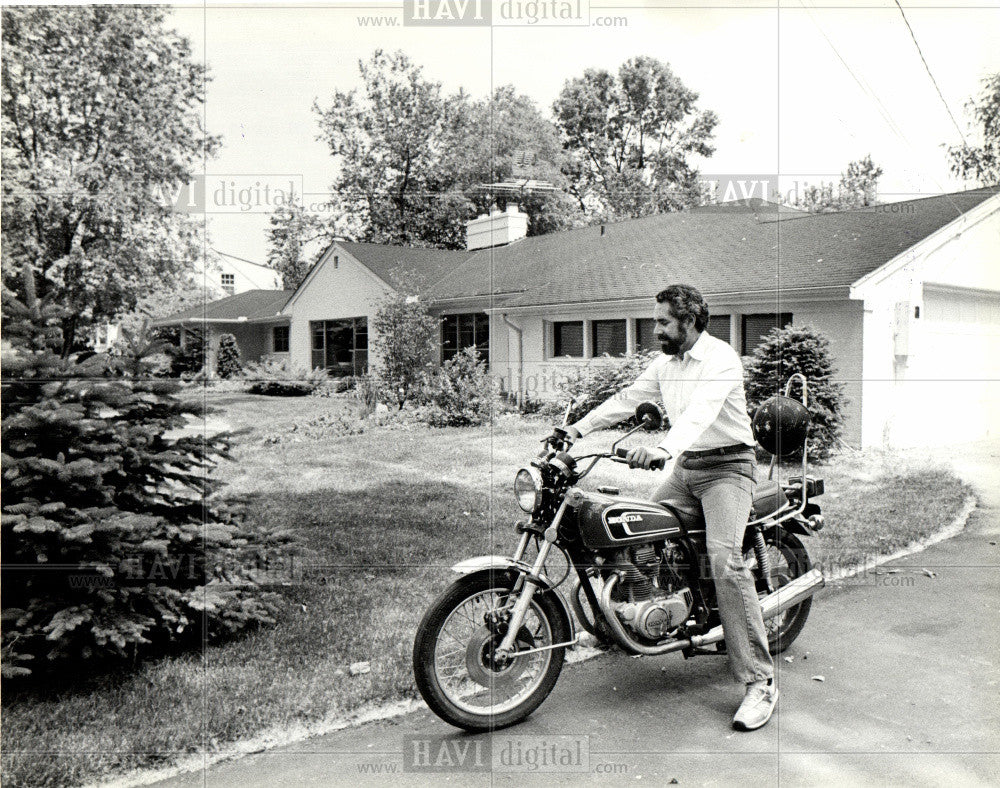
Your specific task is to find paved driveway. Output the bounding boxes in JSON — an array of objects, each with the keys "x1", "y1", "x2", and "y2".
[{"x1": 151, "y1": 442, "x2": 1000, "y2": 787}]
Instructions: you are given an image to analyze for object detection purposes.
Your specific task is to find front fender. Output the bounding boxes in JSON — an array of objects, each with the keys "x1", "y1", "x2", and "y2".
[
  {"x1": 451, "y1": 555, "x2": 532, "y2": 575},
  {"x1": 450, "y1": 556, "x2": 576, "y2": 642}
]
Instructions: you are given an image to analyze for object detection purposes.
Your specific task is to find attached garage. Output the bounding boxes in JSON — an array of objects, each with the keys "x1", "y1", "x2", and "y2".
[
  {"x1": 904, "y1": 285, "x2": 1000, "y2": 445},
  {"x1": 852, "y1": 192, "x2": 1000, "y2": 448}
]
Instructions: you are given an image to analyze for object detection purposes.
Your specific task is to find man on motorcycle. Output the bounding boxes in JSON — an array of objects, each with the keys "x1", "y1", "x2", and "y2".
[{"x1": 555, "y1": 284, "x2": 778, "y2": 731}]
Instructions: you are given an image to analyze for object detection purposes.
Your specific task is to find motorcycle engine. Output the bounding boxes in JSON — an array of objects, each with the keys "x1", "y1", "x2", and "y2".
[{"x1": 612, "y1": 545, "x2": 694, "y2": 640}]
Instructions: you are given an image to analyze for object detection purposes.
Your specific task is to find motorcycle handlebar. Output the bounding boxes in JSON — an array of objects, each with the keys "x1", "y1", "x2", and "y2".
[{"x1": 613, "y1": 446, "x2": 666, "y2": 471}]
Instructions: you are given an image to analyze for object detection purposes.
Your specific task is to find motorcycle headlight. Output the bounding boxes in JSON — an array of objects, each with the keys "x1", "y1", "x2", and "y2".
[{"x1": 514, "y1": 467, "x2": 543, "y2": 513}]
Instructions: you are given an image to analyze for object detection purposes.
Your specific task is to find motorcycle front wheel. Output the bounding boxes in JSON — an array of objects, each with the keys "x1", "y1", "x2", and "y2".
[{"x1": 413, "y1": 572, "x2": 568, "y2": 731}]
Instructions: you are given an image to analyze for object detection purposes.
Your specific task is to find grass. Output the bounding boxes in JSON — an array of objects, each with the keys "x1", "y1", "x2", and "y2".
[{"x1": 1, "y1": 392, "x2": 973, "y2": 787}]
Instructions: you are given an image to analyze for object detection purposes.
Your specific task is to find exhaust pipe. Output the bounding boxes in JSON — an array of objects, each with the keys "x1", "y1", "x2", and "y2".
[{"x1": 596, "y1": 567, "x2": 825, "y2": 656}]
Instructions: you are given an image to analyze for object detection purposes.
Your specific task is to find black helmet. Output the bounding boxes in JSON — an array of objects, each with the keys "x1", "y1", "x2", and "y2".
[{"x1": 752, "y1": 395, "x2": 811, "y2": 457}]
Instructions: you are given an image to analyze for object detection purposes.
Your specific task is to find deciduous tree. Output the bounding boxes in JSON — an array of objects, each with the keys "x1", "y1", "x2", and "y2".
[
  {"x1": 787, "y1": 155, "x2": 883, "y2": 213},
  {"x1": 948, "y1": 72, "x2": 1000, "y2": 186},
  {"x1": 314, "y1": 50, "x2": 580, "y2": 249},
  {"x1": 553, "y1": 56, "x2": 718, "y2": 220},
  {"x1": 265, "y1": 199, "x2": 328, "y2": 290},
  {"x1": 1, "y1": 6, "x2": 219, "y2": 354}
]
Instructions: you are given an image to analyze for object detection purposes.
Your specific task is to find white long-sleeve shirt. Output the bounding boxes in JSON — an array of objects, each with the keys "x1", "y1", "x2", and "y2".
[{"x1": 572, "y1": 331, "x2": 755, "y2": 457}]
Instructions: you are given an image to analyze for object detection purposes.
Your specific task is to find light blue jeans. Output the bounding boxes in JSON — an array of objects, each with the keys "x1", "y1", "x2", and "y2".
[{"x1": 651, "y1": 452, "x2": 773, "y2": 684}]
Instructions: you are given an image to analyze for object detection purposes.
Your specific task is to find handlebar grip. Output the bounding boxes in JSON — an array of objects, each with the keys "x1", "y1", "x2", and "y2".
[{"x1": 614, "y1": 447, "x2": 667, "y2": 471}]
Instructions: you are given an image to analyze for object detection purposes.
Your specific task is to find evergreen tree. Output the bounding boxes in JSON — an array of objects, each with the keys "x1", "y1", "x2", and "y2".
[
  {"x1": 1, "y1": 283, "x2": 289, "y2": 677},
  {"x1": 216, "y1": 333, "x2": 242, "y2": 379},
  {"x1": 743, "y1": 325, "x2": 846, "y2": 461}
]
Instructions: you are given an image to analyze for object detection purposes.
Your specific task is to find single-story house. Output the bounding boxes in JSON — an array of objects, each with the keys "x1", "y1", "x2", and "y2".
[{"x1": 155, "y1": 189, "x2": 1000, "y2": 449}]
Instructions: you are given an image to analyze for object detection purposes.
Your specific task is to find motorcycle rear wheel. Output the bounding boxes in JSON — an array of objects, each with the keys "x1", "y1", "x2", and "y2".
[
  {"x1": 749, "y1": 528, "x2": 813, "y2": 654},
  {"x1": 413, "y1": 573, "x2": 568, "y2": 731}
]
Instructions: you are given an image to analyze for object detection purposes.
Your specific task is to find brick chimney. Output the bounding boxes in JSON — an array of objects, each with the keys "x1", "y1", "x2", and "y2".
[{"x1": 465, "y1": 204, "x2": 528, "y2": 251}]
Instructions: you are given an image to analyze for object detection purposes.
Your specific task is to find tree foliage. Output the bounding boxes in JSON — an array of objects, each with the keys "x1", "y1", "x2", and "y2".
[
  {"x1": 265, "y1": 198, "x2": 328, "y2": 290},
  {"x1": 552, "y1": 56, "x2": 718, "y2": 220},
  {"x1": 948, "y1": 72, "x2": 1000, "y2": 186},
  {"x1": 555, "y1": 349, "x2": 664, "y2": 426},
  {"x1": 1, "y1": 6, "x2": 219, "y2": 354},
  {"x1": 1, "y1": 290, "x2": 288, "y2": 677},
  {"x1": 743, "y1": 325, "x2": 846, "y2": 461},
  {"x1": 216, "y1": 333, "x2": 242, "y2": 379},
  {"x1": 369, "y1": 292, "x2": 438, "y2": 409},
  {"x1": 315, "y1": 50, "x2": 580, "y2": 249},
  {"x1": 788, "y1": 155, "x2": 883, "y2": 213},
  {"x1": 419, "y1": 347, "x2": 499, "y2": 427}
]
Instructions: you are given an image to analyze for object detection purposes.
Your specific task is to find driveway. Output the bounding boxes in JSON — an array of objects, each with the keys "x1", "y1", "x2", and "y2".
[{"x1": 151, "y1": 441, "x2": 1000, "y2": 787}]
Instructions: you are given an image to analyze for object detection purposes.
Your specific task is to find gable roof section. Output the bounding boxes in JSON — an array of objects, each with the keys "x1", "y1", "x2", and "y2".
[
  {"x1": 153, "y1": 289, "x2": 294, "y2": 325},
  {"x1": 429, "y1": 187, "x2": 999, "y2": 308},
  {"x1": 335, "y1": 241, "x2": 477, "y2": 292}
]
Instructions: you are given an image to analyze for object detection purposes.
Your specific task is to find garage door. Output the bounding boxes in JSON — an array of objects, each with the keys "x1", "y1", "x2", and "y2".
[{"x1": 892, "y1": 285, "x2": 1000, "y2": 446}]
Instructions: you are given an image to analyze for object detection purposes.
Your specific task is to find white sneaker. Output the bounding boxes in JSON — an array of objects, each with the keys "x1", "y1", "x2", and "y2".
[{"x1": 732, "y1": 680, "x2": 778, "y2": 731}]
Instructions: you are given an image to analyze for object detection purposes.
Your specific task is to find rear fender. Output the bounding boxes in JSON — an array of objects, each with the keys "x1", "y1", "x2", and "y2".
[{"x1": 450, "y1": 556, "x2": 575, "y2": 641}]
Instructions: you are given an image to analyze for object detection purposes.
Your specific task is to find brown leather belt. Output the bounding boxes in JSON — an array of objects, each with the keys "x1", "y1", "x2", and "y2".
[{"x1": 681, "y1": 443, "x2": 755, "y2": 458}]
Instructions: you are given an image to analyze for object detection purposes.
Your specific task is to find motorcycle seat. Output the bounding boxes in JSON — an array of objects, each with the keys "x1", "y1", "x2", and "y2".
[{"x1": 752, "y1": 480, "x2": 789, "y2": 518}]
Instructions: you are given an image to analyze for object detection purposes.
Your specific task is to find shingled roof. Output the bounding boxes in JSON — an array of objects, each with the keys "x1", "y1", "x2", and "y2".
[
  {"x1": 427, "y1": 187, "x2": 999, "y2": 308},
  {"x1": 152, "y1": 289, "x2": 294, "y2": 325},
  {"x1": 336, "y1": 241, "x2": 477, "y2": 292}
]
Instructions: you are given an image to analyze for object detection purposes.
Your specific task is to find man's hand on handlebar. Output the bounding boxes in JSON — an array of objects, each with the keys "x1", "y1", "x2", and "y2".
[{"x1": 621, "y1": 445, "x2": 671, "y2": 471}]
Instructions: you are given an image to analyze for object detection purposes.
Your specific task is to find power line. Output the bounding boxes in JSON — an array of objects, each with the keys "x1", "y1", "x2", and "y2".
[
  {"x1": 796, "y1": 0, "x2": 968, "y2": 220},
  {"x1": 892, "y1": 0, "x2": 968, "y2": 145},
  {"x1": 211, "y1": 248, "x2": 265, "y2": 267}
]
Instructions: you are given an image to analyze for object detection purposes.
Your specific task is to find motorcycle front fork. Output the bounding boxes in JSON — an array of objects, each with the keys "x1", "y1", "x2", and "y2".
[{"x1": 495, "y1": 500, "x2": 569, "y2": 656}]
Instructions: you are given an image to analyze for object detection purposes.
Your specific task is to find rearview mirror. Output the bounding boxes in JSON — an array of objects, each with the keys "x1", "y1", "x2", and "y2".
[{"x1": 635, "y1": 402, "x2": 663, "y2": 431}]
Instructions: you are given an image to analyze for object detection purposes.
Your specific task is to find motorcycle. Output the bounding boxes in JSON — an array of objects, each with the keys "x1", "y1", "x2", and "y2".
[{"x1": 413, "y1": 375, "x2": 827, "y2": 731}]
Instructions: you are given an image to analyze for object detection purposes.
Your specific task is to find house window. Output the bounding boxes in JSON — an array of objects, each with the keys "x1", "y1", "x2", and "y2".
[
  {"x1": 441, "y1": 313, "x2": 489, "y2": 363},
  {"x1": 309, "y1": 318, "x2": 368, "y2": 376},
  {"x1": 637, "y1": 315, "x2": 734, "y2": 350},
  {"x1": 636, "y1": 318, "x2": 658, "y2": 353},
  {"x1": 742, "y1": 312, "x2": 793, "y2": 356},
  {"x1": 706, "y1": 314, "x2": 731, "y2": 345},
  {"x1": 592, "y1": 319, "x2": 627, "y2": 357},
  {"x1": 552, "y1": 321, "x2": 584, "y2": 357},
  {"x1": 221, "y1": 273, "x2": 235, "y2": 295},
  {"x1": 272, "y1": 325, "x2": 290, "y2": 353}
]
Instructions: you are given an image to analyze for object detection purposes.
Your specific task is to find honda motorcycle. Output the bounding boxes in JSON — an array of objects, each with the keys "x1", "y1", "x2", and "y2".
[{"x1": 413, "y1": 375, "x2": 827, "y2": 731}]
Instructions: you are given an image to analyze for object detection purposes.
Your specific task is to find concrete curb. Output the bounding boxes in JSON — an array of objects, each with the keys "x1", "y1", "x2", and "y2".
[{"x1": 98, "y1": 494, "x2": 977, "y2": 788}]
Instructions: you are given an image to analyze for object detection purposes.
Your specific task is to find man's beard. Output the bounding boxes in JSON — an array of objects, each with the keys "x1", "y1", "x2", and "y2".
[{"x1": 659, "y1": 336, "x2": 683, "y2": 355}]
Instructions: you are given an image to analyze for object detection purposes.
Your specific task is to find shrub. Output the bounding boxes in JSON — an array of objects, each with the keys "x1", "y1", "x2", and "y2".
[
  {"x1": 554, "y1": 349, "x2": 663, "y2": 426},
  {"x1": 157, "y1": 326, "x2": 205, "y2": 378},
  {"x1": 744, "y1": 324, "x2": 846, "y2": 461},
  {"x1": 216, "y1": 333, "x2": 242, "y2": 379},
  {"x1": 419, "y1": 347, "x2": 499, "y2": 427},
  {"x1": 312, "y1": 375, "x2": 358, "y2": 397},
  {"x1": 370, "y1": 294, "x2": 437, "y2": 409},
  {"x1": 0, "y1": 296, "x2": 289, "y2": 677},
  {"x1": 243, "y1": 358, "x2": 327, "y2": 396}
]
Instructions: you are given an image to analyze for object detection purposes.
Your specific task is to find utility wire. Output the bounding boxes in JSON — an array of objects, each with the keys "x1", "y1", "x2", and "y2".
[
  {"x1": 797, "y1": 0, "x2": 968, "y2": 219},
  {"x1": 892, "y1": 0, "x2": 968, "y2": 145}
]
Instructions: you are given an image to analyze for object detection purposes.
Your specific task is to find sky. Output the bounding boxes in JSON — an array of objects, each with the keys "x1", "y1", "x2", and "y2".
[{"x1": 167, "y1": 0, "x2": 1000, "y2": 265}]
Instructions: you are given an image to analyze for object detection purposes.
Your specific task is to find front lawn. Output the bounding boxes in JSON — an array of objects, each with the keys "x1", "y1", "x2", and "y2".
[{"x1": 1, "y1": 392, "x2": 973, "y2": 787}]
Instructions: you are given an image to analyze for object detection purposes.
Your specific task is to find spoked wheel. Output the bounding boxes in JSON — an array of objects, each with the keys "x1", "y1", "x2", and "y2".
[
  {"x1": 413, "y1": 572, "x2": 568, "y2": 731},
  {"x1": 745, "y1": 528, "x2": 813, "y2": 654}
]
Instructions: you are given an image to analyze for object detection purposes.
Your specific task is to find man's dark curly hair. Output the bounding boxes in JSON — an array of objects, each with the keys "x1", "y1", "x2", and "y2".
[{"x1": 655, "y1": 284, "x2": 710, "y2": 332}]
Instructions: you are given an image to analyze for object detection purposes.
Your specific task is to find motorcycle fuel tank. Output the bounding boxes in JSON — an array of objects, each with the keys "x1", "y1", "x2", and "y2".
[{"x1": 574, "y1": 491, "x2": 685, "y2": 549}]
